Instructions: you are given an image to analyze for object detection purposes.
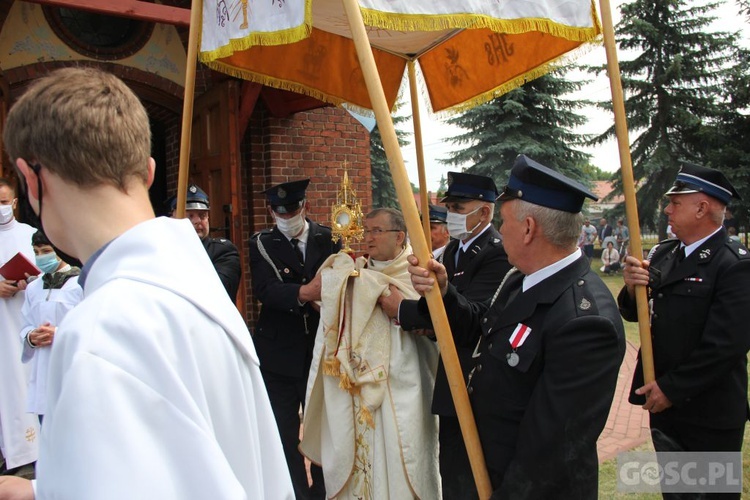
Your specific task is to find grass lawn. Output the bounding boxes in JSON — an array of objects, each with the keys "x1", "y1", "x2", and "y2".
[{"x1": 593, "y1": 264, "x2": 750, "y2": 497}]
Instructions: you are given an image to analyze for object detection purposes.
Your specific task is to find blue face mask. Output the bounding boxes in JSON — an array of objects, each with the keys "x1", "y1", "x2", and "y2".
[{"x1": 35, "y1": 253, "x2": 59, "y2": 274}]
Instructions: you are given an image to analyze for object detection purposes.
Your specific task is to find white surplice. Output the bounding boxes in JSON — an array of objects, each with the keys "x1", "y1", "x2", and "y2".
[
  {"x1": 20, "y1": 272, "x2": 82, "y2": 415},
  {"x1": 36, "y1": 217, "x2": 293, "y2": 499}
]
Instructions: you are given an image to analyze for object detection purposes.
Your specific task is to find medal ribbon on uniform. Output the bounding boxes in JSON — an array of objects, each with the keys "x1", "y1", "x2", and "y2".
[
  {"x1": 507, "y1": 323, "x2": 531, "y2": 367},
  {"x1": 509, "y1": 323, "x2": 532, "y2": 349}
]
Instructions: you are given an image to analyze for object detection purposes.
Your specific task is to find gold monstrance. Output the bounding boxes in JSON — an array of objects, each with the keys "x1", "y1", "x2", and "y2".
[{"x1": 330, "y1": 167, "x2": 364, "y2": 255}]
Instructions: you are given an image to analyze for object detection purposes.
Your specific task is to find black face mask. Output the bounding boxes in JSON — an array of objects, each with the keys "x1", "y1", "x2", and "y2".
[{"x1": 16, "y1": 164, "x2": 83, "y2": 268}]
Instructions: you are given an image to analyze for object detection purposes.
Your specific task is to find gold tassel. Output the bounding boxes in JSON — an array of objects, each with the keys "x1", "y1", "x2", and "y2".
[
  {"x1": 323, "y1": 357, "x2": 341, "y2": 377},
  {"x1": 357, "y1": 406, "x2": 375, "y2": 429},
  {"x1": 338, "y1": 372, "x2": 354, "y2": 391}
]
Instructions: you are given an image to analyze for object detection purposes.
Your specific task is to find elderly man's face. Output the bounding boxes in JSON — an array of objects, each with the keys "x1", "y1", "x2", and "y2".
[
  {"x1": 187, "y1": 209, "x2": 210, "y2": 239},
  {"x1": 364, "y1": 212, "x2": 404, "y2": 262},
  {"x1": 663, "y1": 193, "x2": 705, "y2": 241},
  {"x1": 430, "y1": 222, "x2": 449, "y2": 250}
]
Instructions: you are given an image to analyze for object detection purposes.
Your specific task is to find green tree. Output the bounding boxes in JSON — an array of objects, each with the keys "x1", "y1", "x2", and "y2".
[
  {"x1": 440, "y1": 71, "x2": 593, "y2": 189},
  {"x1": 370, "y1": 108, "x2": 410, "y2": 209},
  {"x1": 589, "y1": 0, "x2": 744, "y2": 235}
]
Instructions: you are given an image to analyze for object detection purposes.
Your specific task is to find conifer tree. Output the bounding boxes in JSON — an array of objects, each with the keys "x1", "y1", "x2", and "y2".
[
  {"x1": 370, "y1": 107, "x2": 410, "y2": 209},
  {"x1": 440, "y1": 71, "x2": 592, "y2": 190},
  {"x1": 590, "y1": 0, "x2": 743, "y2": 233}
]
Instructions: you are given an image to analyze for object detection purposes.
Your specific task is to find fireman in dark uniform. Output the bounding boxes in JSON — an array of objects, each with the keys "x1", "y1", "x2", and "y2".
[
  {"x1": 620, "y1": 162, "x2": 750, "y2": 499},
  {"x1": 248, "y1": 179, "x2": 339, "y2": 500},
  {"x1": 171, "y1": 185, "x2": 241, "y2": 301},
  {"x1": 403, "y1": 155, "x2": 625, "y2": 498}
]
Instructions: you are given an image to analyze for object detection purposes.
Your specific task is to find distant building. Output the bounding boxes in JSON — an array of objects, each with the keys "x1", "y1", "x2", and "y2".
[{"x1": 587, "y1": 180, "x2": 625, "y2": 219}]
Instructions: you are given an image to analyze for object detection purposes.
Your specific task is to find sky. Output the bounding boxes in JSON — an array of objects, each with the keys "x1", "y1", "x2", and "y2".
[{"x1": 392, "y1": 0, "x2": 749, "y2": 193}]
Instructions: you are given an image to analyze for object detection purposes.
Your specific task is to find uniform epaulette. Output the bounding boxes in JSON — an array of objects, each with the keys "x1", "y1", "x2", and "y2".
[
  {"x1": 251, "y1": 229, "x2": 273, "y2": 240},
  {"x1": 571, "y1": 276, "x2": 599, "y2": 317},
  {"x1": 725, "y1": 238, "x2": 750, "y2": 259}
]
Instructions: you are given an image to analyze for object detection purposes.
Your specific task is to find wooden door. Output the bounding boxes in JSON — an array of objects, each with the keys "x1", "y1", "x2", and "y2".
[{"x1": 191, "y1": 80, "x2": 246, "y2": 313}]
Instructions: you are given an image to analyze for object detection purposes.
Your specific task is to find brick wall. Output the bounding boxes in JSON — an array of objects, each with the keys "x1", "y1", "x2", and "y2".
[{"x1": 242, "y1": 104, "x2": 372, "y2": 325}]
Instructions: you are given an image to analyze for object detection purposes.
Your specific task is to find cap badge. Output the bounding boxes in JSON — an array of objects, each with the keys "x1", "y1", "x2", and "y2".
[
  {"x1": 189, "y1": 186, "x2": 197, "y2": 193},
  {"x1": 739, "y1": 248, "x2": 747, "y2": 256},
  {"x1": 579, "y1": 298, "x2": 591, "y2": 310},
  {"x1": 278, "y1": 187, "x2": 287, "y2": 199}
]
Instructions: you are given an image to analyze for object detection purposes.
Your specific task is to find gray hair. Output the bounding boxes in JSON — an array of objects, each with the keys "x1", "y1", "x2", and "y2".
[
  {"x1": 367, "y1": 207, "x2": 407, "y2": 235},
  {"x1": 514, "y1": 200, "x2": 582, "y2": 248}
]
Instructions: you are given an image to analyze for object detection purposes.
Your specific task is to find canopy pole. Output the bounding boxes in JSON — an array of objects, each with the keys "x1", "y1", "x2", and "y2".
[
  {"x1": 598, "y1": 0, "x2": 654, "y2": 382},
  {"x1": 340, "y1": 0, "x2": 492, "y2": 497},
  {"x1": 175, "y1": 0, "x2": 203, "y2": 220},
  {"x1": 408, "y1": 61, "x2": 432, "y2": 247}
]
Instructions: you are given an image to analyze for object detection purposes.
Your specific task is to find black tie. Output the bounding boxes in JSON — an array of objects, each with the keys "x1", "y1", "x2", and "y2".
[
  {"x1": 677, "y1": 246, "x2": 686, "y2": 264},
  {"x1": 291, "y1": 238, "x2": 304, "y2": 265},
  {"x1": 456, "y1": 248, "x2": 467, "y2": 271}
]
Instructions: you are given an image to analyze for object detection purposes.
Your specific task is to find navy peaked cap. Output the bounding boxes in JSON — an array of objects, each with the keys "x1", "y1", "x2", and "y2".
[
  {"x1": 263, "y1": 179, "x2": 310, "y2": 211},
  {"x1": 499, "y1": 155, "x2": 597, "y2": 213},
  {"x1": 185, "y1": 184, "x2": 210, "y2": 210},
  {"x1": 440, "y1": 172, "x2": 499, "y2": 203},
  {"x1": 665, "y1": 161, "x2": 739, "y2": 204},
  {"x1": 428, "y1": 204, "x2": 448, "y2": 223}
]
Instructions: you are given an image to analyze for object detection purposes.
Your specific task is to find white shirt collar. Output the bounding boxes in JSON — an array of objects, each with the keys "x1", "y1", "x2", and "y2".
[
  {"x1": 523, "y1": 248, "x2": 582, "y2": 292},
  {"x1": 682, "y1": 226, "x2": 722, "y2": 257},
  {"x1": 458, "y1": 223, "x2": 491, "y2": 252}
]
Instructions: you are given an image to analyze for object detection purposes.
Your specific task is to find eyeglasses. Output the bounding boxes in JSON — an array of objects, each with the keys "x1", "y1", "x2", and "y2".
[{"x1": 363, "y1": 228, "x2": 402, "y2": 236}]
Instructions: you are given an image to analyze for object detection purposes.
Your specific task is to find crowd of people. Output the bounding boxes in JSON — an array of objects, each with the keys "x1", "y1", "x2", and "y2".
[{"x1": 0, "y1": 67, "x2": 747, "y2": 500}]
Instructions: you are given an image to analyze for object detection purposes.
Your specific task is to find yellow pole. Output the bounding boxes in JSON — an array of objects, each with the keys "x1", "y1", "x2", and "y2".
[
  {"x1": 340, "y1": 0, "x2": 492, "y2": 497},
  {"x1": 598, "y1": 0, "x2": 654, "y2": 382},
  {"x1": 175, "y1": 0, "x2": 203, "y2": 220},
  {"x1": 408, "y1": 61, "x2": 432, "y2": 248}
]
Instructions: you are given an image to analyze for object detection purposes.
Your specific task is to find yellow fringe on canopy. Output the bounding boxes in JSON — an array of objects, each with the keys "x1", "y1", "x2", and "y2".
[
  {"x1": 357, "y1": 405, "x2": 375, "y2": 429},
  {"x1": 200, "y1": 62, "x2": 348, "y2": 107},
  {"x1": 359, "y1": 0, "x2": 602, "y2": 45},
  {"x1": 199, "y1": 0, "x2": 313, "y2": 63}
]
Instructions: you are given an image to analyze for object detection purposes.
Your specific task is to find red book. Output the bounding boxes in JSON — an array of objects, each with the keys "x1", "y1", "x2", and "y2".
[{"x1": 0, "y1": 252, "x2": 41, "y2": 281}]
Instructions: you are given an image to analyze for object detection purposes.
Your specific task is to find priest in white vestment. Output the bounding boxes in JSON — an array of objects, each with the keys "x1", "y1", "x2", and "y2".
[
  {"x1": 0, "y1": 180, "x2": 39, "y2": 471},
  {"x1": 301, "y1": 208, "x2": 440, "y2": 499}
]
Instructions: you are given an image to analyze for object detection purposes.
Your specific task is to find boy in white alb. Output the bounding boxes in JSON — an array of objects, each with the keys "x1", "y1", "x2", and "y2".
[{"x1": 20, "y1": 231, "x2": 82, "y2": 422}]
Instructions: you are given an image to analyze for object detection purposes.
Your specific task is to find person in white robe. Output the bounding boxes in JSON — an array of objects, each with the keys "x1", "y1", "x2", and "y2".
[
  {"x1": 301, "y1": 208, "x2": 440, "y2": 499},
  {"x1": 19, "y1": 231, "x2": 83, "y2": 420},
  {"x1": 0, "y1": 67, "x2": 293, "y2": 500},
  {"x1": 0, "y1": 179, "x2": 39, "y2": 472}
]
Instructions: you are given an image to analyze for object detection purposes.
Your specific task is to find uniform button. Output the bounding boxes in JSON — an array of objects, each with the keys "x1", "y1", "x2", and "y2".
[
  {"x1": 653, "y1": 313, "x2": 658, "y2": 319},
  {"x1": 476, "y1": 364, "x2": 483, "y2": 372},
  {"x1": 302, "y1": 278, "x2": 307, "y2": 283},
  {"x1": 657, "y1": 293, "x2": 663, "y2": 298},
  {"x1": 487, "y1": 328, "x2": 492, "y2": 334},
  {"x1": 488, "y1": 343, "x2": 493, "y2": 350},
  {"x1": 482, "y1": 318, "x2": 488, "y2": 324},
  {"x1": 467, "y1": 387, "x2": 474, "y2": 395},
  {"x1": 577, "y1": 280, "x2": 584, "y2": 286}
]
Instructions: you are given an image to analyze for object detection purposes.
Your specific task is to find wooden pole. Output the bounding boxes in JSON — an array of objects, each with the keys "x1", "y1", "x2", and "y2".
[
  {"x1": 175, "y1": 0, "x2": 203, "y2": 220},
  {"x1": 408, "y1": 61, "x2": 432, "y2": 248},
  {"x1": 598, "y1": 0, "x2": 655, "y2": 382},
  {"x1": 340, "y1": 0, "x2": 492, "y2": 497}
]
